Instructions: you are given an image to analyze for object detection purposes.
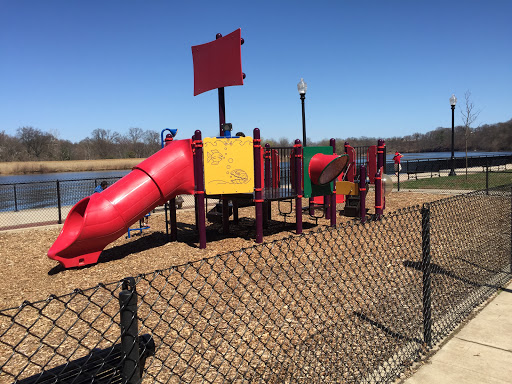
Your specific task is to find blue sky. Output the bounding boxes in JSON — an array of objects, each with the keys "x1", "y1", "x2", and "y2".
[{"x1": 1, "y1": 1, "x2": 511, "y2": 143}]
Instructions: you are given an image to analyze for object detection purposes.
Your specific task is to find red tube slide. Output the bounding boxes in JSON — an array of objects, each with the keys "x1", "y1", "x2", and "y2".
[{"x1": 48, "y1": 139, "x2": 195, "y2": 268}]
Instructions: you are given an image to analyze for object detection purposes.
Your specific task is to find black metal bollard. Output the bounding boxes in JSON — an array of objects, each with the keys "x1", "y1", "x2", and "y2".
[
  {"x1": 119, "y1": 277, "x2": 140, "y2": 384},
  {"x1": 421, "y1": 203, "x2": 432, "y2": 347}
]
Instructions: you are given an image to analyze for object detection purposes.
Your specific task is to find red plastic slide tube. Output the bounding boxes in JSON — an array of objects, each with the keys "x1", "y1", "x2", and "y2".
[{"x1": 48, "y1": 139, "x2": 195, "y2": 268}]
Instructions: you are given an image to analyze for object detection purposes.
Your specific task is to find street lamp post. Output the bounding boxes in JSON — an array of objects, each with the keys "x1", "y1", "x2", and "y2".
[
  {"x1": 297, "y1": 78, "x2": 307, "y2": 147},
  {"x1": 449, "y1": 94, "x2": 457, "y2": 176}
]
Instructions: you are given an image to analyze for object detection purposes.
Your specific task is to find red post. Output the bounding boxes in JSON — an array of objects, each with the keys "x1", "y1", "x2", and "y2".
[
  {"x1": 253, "y1": 128, "x2": 263, "y2": 243},
  {"x1": 193, "y1": 130, "x2": 207, "y2": 248},
  {"x1": 295, "y1": 139, "x2": 303, "y2": 234}
]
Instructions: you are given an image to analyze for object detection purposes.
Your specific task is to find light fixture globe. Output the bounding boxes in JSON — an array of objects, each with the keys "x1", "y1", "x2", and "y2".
[
  {"x1": 297, "y1": 78, "x2": 307, "y2": 95},
  {"x1": 450, "y1": 94, "x2": 457, "y2": 106}
]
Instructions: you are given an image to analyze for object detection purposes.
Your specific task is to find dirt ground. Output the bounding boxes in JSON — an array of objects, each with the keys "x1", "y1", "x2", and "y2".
[{"x1": 0, "y1": 191, "x2": 446, "y2": 309}]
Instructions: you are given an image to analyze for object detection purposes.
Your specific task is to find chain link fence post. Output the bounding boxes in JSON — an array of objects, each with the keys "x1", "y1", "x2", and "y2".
[
  {"x1": 56, "y1": 181, "x2": 62, "y2": 224},
  {"x1": 486, "y1": 159, "x2": 489, "y2": 195},
  {"x1": 421, "y1": 203, "x2": 432, "y2": 347},
  {"x1": 13, "y1": 184, "x2": 18, "y2": 212},
  {"x1": 119, "y1": 277, "x2": 141, "y2": 384}
]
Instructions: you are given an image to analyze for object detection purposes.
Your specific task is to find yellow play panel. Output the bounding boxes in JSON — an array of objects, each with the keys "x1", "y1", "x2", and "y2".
[
  {"x1": 203, "y1": 136, "x2": 254, "y2": 194},
  {"x1": 336, "y1": 181, "x2": 359, "y2": 196}
]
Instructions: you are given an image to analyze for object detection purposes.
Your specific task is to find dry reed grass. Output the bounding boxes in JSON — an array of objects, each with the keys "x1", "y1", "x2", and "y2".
[{"x1": 0, "y1": 159, "x2": 144, "y2": 175}]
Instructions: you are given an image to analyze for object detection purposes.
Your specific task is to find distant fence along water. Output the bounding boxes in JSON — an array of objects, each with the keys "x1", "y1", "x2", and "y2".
[
  {"x1": 0, "y1": 186, "x2": 510, "y2": 383},
  {"x1": 0, "y1": 154, "x2": 511, "y2": 232},
  {"x1": 389, "y1": 154, "x2": 512, "y2": 176}
]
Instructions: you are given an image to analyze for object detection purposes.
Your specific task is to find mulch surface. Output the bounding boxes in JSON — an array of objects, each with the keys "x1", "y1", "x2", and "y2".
[{"x1": 0, "y1": 191, "x2": 445, "y2": 309}]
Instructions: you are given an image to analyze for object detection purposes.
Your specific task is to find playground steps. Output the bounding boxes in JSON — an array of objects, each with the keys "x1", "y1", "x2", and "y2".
[{"x1": 343, "y1": 195, "x2": 361, "y2": 217}]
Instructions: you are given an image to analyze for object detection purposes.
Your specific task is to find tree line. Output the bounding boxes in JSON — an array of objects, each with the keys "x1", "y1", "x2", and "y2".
[
  {"x1": 264, "y1": 118, "x2": 512, "y2": 155},
  {"x1": 0, "y1": 118, "x2": 510, "y2": 162},
  {"x1": 0, "y1": 127, "x2": 161, "y2": 162}
]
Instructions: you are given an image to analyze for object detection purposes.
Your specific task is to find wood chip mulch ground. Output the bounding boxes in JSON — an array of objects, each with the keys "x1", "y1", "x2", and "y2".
[{"x1": 0, "y1": 191, "x2": 447, "y2": 309}]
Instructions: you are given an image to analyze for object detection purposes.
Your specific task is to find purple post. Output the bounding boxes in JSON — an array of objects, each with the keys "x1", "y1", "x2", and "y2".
[
  {"x1": 330, "y1": 138, "x2": 337, "y2": 227},
  {"x1": 377, "y1": 139, "x2": 386, "y2": 213},
  {"x1": 253, "y1": 128, "x2": 263, "y2": 243},
  {"x1": 359, "y1": 165, "x2": 366, "y2": 224},
  {"x1": 194, "y1": 130, "x2": 207, "y2": 248},
  {"x1": 295, "y1": 139, "x2": 303, "y2": 234},
  {"x1": 375, "y1": 169, "x2": 383, "y2": 220},
  {"x1": 377, "y1": 139, "x2": 385, "y2": 170}
]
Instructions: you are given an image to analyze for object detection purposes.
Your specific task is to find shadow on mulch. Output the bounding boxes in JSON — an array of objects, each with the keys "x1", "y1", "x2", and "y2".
[{"x1": 47, "y1": 218, "x2": 320, "y2": 275}]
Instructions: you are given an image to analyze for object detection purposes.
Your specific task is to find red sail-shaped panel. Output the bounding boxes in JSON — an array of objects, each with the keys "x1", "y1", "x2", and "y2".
[{"x1": 192, "y1": 28, "x2": 243, "y2": 96}]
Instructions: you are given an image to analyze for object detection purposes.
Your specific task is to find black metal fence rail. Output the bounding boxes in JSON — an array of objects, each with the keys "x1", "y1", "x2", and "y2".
[
  {"x1": 0, "y1": 177, "x2": 196, "y2": 231},
  {"x1": 0, "y1": 177, "x2": 123, "y2": 212},
  {"x1": 1, "y1": 185, "x2": 510, "y2": 383},
  {"x1": 387, "y1": 154, "x2": 512, "y2": 177}
]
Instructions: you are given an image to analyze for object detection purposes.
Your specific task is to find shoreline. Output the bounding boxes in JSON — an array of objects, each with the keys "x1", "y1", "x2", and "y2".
[{"x1": 0, "y1": 159, "x2": 144, "y2": 176}]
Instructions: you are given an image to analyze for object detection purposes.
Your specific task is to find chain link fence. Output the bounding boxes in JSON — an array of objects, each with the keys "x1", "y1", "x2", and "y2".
[{"x1": 1, "y1": 185, "x2": 510, "y2": 383}]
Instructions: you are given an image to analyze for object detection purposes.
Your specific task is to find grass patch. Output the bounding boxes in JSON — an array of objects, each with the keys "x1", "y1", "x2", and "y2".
[
  {"x1": 399, "y1": 171, "x2": 512, "y2": 190},
  {"x1": 0, "y1": 159, "x2": 144, "y2": 175}
]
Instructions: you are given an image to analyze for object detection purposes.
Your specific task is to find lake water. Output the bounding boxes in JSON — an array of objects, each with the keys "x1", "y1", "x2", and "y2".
[
  {"x1": 0, "y1": 170, "x2": 130, "y2": 185},
  {"x1": 0, "y1": 152, "x2": 510, "y2": 212},
  {"x1": 1, "y1": 152, "x2": 511, "y2": 185}
]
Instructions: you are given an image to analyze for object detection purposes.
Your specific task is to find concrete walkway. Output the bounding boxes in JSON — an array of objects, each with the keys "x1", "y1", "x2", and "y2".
[{"x1": 400, "y1": 281, "x2": 512, "y2": 383}]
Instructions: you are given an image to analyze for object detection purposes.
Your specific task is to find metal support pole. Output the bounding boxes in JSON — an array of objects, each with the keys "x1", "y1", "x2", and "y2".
[
  {"x1": 300, "y1": 94, "x2": 306, "y2": 147},
  {"x1": 421, "y1": 204, "x2": 432, "y2": 347},
  {"x1": 295, "y1": 140, "x2": 303, "y2": 234},
  {"x1": 194, "y1": 130, "x2": 207, "y2": 249},
  {"x1": 164, "y1": 203, "x2": 169, "y2": 235},
  {"x1": 253, "y1": 128, "x2": 263, "y2": 243},
  {"x1": 216, "y1": 34, "x2": 226, "y2": 137},
  {"x1": 119, "y1": 277, "x2": 140, "y2": 384},
  {"x1": 449, "y1": 105, "x2": 456, "y2": 176},
  {"x1": 57, "y1": 181, "x2": 62, "y2": 224},
  {"x1": 222, "y1": 198, "x2": 229, "y2": 234},
  {"x1": 169, "y1": 198, "x2": 177, "y2": 241},
  {"x1": 486, "y1": 160, "x2": 489, "y2": 195}
]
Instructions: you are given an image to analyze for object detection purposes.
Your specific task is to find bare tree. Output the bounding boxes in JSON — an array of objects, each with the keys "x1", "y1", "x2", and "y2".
[
  {"x1": 16, "y1": 126, "x2": 55, "y2": 160},
  {"x1": 460, "y1": 91, "x2": 481, "y2": 178}
]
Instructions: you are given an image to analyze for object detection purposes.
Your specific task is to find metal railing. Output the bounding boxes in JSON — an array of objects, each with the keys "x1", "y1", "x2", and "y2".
[
  {"x1": 0, "y1": 177, "x2": 195, "y2": 231},
  {"x1": 1, "y1": 185, "x2": 510, "y2": 383}
]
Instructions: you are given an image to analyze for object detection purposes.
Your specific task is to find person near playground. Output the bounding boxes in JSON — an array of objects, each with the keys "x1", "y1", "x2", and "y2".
[
  {"x1": 393, "y1": 152, "x2": 403, "y2": 175},
  {"x1": 94, "y1": 181, "x2": 108, "y2": 193}
]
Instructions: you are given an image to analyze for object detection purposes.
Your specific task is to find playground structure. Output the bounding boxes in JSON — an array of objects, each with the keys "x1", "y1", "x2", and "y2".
[
  {"x1": 47, "y1": 29, "x2": 391, "y2": 268},
  {"x1": 48, "y1": 129, "x2": 389, "y2": 268}
]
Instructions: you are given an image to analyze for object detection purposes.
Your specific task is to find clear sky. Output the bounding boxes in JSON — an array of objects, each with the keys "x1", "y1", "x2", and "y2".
[{"x1": 1, "y1": 1, "x2": 511, "y2": 144}]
